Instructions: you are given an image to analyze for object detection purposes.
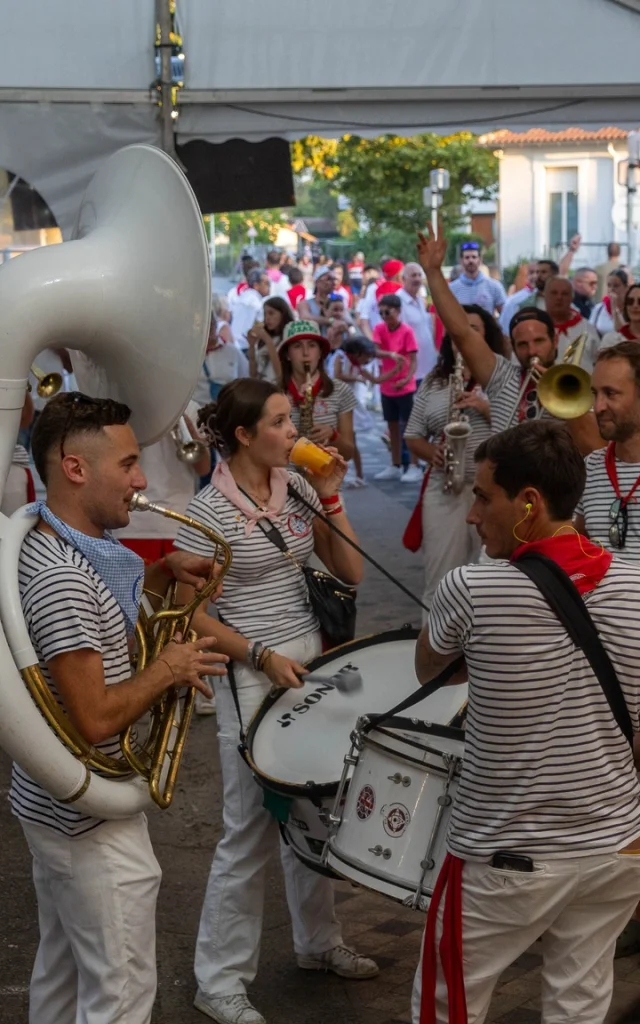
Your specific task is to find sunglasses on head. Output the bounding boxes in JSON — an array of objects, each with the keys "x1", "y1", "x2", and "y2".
[
  {"x1": 609, "y1": 498, "x2": 629, "y2": 550},
  {"x1": 461, "y1": 242, "x2": 480, "y2": 252}
]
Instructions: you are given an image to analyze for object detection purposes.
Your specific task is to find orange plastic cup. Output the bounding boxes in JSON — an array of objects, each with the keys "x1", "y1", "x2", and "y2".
[{"x1": 290, "y1": 437, "x2": 336, "y2": 477}]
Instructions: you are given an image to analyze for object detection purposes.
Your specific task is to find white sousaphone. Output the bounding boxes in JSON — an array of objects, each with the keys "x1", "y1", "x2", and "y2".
[{"x1": 0, "y1": 144, "x2": 212, "y2": 818}]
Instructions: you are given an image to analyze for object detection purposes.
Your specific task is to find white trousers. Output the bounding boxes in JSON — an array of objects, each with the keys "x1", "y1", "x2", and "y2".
[
  {"x1": 195, "y1": 630, "x2": 343, "y2": 998},
  {"x1": 421, "y1": 480, "x2": 480, "y2": 623},
  {"x1": 21, "y1": 813, "x2": 161, "y2": 1024},
  {"x1": 411, "y1": 853, "x2": 640, "y2": 1024}
]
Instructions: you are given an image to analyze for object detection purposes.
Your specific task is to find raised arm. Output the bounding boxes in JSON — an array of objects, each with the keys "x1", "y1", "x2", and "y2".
[{"x1": 416, "y1": 229, "x2": 497, "y2": 389}]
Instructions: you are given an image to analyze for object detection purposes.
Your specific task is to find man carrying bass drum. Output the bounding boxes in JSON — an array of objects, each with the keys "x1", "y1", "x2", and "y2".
[
  {"x1": 13, "y1": 394, "x2": 227, "y2": 1024},
  {"x1": 173, "y1": 379, "x2": 378, "y2": 1024},
  {"x1": 412, "y1": 420, "x2": 640, "y2": 1024}
]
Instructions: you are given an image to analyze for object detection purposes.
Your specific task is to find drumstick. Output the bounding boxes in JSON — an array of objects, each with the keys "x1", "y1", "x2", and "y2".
[{"x1": 302, "y1": 666, "x2": 363, "y2": 693}]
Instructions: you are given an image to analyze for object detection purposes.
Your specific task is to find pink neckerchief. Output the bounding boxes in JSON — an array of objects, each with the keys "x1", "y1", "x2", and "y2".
[{"x1": 212, "y1": 460, "x2": 290, "y2": 536}]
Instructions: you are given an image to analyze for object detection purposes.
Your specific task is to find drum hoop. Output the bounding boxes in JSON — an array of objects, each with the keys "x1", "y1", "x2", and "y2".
[
  {"x1": 327, "y1": 845, "x2": 433, "y2": 897},
  {"x1": 372, "y1": 718, "x2": 466, "y2": 751},
  {"x1": 244, "y1": 626, "x2": 421, "y2": 798},
  {"x1": 361, "y1": 730, "x2": 464, "y2": 772}
]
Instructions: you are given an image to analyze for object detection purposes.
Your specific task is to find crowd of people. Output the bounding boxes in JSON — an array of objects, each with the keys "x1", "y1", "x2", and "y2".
[{"x1": 7, "y1": 226, "x2": 640, "y2": 1024}]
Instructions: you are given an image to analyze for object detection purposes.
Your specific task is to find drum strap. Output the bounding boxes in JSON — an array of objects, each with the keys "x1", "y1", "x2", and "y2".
[
  {"x1": 512, "y1": 551, "x2": 634, "y2": 748},
  {"x1": 287, "y1": 483, "x2": 430, "y2": 614},
  {"x1": 362, "y1": 656, "x2": 465, "y2": 734}
]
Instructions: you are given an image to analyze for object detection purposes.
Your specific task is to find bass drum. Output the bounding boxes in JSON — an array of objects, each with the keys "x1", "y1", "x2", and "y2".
[{"x1": 244, "y1": 628, "x2": 468, "y2": 875}]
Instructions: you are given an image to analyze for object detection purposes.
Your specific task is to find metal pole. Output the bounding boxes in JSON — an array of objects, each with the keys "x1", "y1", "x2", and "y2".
[
  {"x1": 628, "y1": 165, "x2": 636, "y2": 273},
  {"x1": 431, "y1": 192, "x2": 438, "y2": 239},
  {"x1": 156, "y1": 0, "x2": 176, "y2": 158}
]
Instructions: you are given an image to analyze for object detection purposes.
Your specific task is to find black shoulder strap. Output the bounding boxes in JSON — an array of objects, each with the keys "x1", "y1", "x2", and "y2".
[
  {"x1": 513, "y1": 552, "x2": 634, "y2": 748},
  {"x1": 363, "y1": 655, "x2": 465, "y2": 733}
]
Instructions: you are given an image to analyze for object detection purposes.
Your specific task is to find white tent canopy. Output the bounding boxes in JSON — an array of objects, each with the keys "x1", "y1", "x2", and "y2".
[{"x1": 2, "y1": 0, "x2": 640, "y2": 233}]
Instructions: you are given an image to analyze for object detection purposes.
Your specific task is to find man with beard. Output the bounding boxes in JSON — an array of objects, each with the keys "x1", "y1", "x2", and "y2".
[
  {"x1": 572, "y1": 267, "x2": 599, "y2": 320},
  {"x1": 576, "y1": 342, "x2": 640, "y2": 559},
  {"x1": 544, "y1": 276, "x2": 600, "y2": 371},
  {"x1": 449, "y1": 241, "x2": 506, "y2": 315},
  {"x1": 416, "y1": 228, "x2": 602, "y2": 454},
  {"x1": 521, "y1": 258, "x2": 560, "y2": 312},
  {"x1": 498, "y1": 261, "x2": 538, "y2": 334}
]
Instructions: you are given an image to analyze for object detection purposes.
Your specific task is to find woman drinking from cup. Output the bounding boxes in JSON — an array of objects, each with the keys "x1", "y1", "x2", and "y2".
[
  {"x1": 278, "y1": 319, "x2": 357, "y2": 462},
  {"x1": 176, "y1": 378, "x2": 377, "y2": 1024}
]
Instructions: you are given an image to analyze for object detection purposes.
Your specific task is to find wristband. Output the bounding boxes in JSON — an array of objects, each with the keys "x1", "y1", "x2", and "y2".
[
  {"x1": 251, "y1": 641, "x2": 265, "y2": 671},
  {"x1": 259, "y1": 648, "x2": 274, "y2": 672},
  {"x1": 326, "y1": 505, "x2": 344, "y2": 516},
  {"x1": 159, "y1": 556, "x2": 173, "y2": 579},
  {"x1": 320, "y1": 494, "x2": 339, "y2": 506}
]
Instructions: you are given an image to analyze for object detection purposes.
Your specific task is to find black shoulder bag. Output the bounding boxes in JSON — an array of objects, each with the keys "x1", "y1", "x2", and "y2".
[
  {"x1": 241, "y1": 484, "x2": 357, "y2": 647},
  {"x1": 512, "y1": 551, "x2": 634, "y2": 748}
]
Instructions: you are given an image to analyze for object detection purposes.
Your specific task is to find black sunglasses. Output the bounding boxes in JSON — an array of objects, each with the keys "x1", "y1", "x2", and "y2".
[
  {"x1": 378, "y1": 307, "x2": 396, "y2": 316},
  {"x1": 609, "y1": 497, "x2": 629, "y2": 550},
  {"x1": 59, "y1": 393, "x2": 100, "y2": 461},
  {"x1": 523, "y1": 387, "x2": 539, "y2": 420}
]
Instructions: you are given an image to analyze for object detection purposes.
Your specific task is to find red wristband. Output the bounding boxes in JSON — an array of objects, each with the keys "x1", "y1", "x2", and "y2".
[
  {"x1": 159, "y1": 556, "x2": 173, "y2": 579},
  {"x1": 320, "y1": 494, "x2": 339, "y2": 506},
  {"x1": 330, "y1": 428, "x2": 339, "y2": 443}
]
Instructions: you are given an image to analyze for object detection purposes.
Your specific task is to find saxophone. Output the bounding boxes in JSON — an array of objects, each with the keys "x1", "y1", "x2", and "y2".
[
  {"x1": 298, "y1": 361, "x2": 315, "y2": 436},
  {"x1": 442, "y1": 353, "x2": 472, "y2": 495}
]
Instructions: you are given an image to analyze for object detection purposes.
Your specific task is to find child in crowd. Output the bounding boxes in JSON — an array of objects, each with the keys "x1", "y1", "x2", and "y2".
[{"x1": 333, "y1": 335, "x2": 402, "y2": 487}]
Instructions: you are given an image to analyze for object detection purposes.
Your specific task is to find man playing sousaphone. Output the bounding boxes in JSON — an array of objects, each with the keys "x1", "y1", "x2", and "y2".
[
  {"x1": 412, "y1": 419, "x2": 640, "y2": 1024},
  {"x1": 416, "y1": 227, "x2": 603, "y2": 455},
  {"x1": 14, "y1": 393, "x2": 228, "y2": 1024}
]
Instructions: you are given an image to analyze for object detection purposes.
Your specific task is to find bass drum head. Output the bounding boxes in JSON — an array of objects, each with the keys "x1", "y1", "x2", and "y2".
[{"x1": 245, "y1": 628, "x2": 468, "y2": 798}]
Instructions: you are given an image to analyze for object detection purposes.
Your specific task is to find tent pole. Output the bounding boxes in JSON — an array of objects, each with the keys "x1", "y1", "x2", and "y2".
[{"x1": 156, "y1": 0, "x2": 176, "y2": 157}]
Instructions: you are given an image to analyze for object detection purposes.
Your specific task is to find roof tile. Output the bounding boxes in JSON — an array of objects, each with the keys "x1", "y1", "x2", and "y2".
[{"x1": 478, "y1": 127, "x2": 632, "y2": 146}]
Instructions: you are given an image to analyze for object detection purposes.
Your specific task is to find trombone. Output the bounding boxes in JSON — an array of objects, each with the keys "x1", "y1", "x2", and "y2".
[
  {"x1": 509, "y1": 333, "x2": 592, "y2": 423},
  {"x1": 30, "y1": 364, "x2": 63, "y2": 399}
]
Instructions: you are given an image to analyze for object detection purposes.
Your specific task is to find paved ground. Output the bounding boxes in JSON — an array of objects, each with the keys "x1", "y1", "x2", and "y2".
[{"x1": 2, "y1": 425, "x2": 640, "y2": 1023}]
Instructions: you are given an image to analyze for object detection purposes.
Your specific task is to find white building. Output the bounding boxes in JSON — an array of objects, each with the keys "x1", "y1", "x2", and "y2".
[{"x1": 478, "y1": 128, "x2": 639, "y2": 270}]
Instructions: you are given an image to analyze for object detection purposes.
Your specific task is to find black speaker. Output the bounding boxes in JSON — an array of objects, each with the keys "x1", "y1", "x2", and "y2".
[{"x1": 176, "y1": 138, "x2": 295, "y2": 213}]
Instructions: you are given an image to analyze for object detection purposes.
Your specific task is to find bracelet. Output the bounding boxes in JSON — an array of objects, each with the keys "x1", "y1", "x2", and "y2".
[
  {"x1": 326, "y1": 505, "x2": 344, "y2": 516},
  {"x1": 320, "y1": 494, "x2": 339, "y2": 506},
  {"x1": 260, "y1": 648, "x2": 274, "y2": 672},
  {"x1": 251, "y1": 641, "x2": 265, "y2": 671},
  {"x1": 159, "y1": 556, "x2": 173, "y2": 579},
  {"x1": 157, "y1": 656, "x2": 177, "y2": 685}
]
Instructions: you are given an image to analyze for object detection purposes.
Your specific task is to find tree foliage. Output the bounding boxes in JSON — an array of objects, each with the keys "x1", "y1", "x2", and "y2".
[
  {"x1": 292, "y1": 133, "x2": 497, "y2": 235},
  {"x1": 217, "y1": 208, "x2": 288, "y2": 245}
]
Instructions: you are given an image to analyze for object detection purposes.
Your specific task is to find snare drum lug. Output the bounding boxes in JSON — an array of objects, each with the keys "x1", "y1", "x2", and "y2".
[
  {"x1": 387, "y1": 772, "x2": 412, "y2": 787},
  {"x1": 402, "y1": 776, "x2": 411, "y2": 787},
  {"x1": 420, "y1": 858, "x2": 435, "y2": 871},
  {"x1": 382, "y1": 848, "x2": 392, "y2": 860},
  {"x1": 438, "y1": 794, "x2": 452, "y2": 806},
  {"x1": 368, "y1": 845, "x2": 383, "y2": 857}
]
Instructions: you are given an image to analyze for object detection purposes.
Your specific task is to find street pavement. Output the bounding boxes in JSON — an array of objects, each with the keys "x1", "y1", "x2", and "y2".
[{"x1": 1, "y1": 427, "x2": 640, "y2": 1024}]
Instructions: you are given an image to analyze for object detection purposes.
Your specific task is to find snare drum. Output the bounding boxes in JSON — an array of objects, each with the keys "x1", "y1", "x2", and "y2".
[
  {"x1": 325, "y1": 719, "x2": 464, "y2": 908},
  {"x1": 244, "y1": 629, "x2": 468, "y2": 874}
]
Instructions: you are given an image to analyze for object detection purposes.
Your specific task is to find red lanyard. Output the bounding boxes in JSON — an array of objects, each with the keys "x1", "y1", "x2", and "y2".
[{"x1": 605, "y1": 441, "x2": 640, "y2": 507}]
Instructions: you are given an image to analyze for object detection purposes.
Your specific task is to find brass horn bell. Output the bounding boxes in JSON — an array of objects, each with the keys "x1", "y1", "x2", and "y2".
[
  {"x1": 30, "y1": 365, "x2": 63, "y2": 399},
  {"x1": 537, "y1": 333, "x2": 593, "y2": 421}
]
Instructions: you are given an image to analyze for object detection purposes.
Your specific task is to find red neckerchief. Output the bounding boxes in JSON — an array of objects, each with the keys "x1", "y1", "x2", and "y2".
[
  {"x1": 236, "y1": 281, "x2": 248, "y2": 295},
  {"x1": 420, "y1": 853, "x2": 466, "y2": 1024},
  {"x1": 554, "y1": 311, "x2": 582, "y2": 335},
  {"x1": 287, "y1": 375, "x2": 323, "y2": 407},
  {"x1": 619, "y1": 323, "x2": 640, "y2": 340},
  {"x1": 511, "y1": 532, "x2": 612, "y2": 595},
  {"x1": 605, "y1": 440, "x2": 640, "y2": 512}
]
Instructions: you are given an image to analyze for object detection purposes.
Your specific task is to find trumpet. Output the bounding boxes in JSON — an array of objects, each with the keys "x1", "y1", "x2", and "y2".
[
  {"x1": 171, "y1": 416, "x2": 208, "y2": 464},
  {"x1": 30, "y1": 364, "x2": 63, "y2": 399},
  {"x1": 508, "y1": 333, "x2": 592, "y2": 424}
]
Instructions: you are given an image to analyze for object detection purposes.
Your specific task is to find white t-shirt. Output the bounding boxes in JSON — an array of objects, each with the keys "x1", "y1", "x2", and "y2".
[
  {"x1": 359, "y1": 281, "x2": 382, "y2": 331},
  {"x1": 229, "y1": 289, "x2": 265, "y2": 350},
  {"x1": 576, "y1": 447, "x2": 640, "y2": 560},
  {"x1": 404, "y1": 377, "x2": 492, "y2": 485},
  {"x1": 397, "y1": 288, "x2": 437, "y2": 380},
  {"x1": 287, "y1": 379, "x2": 358, "y2": 433},
  {"x1": 174, "y1": 472, "x2": 321, "y2": 649},
  {"x1": 12, "y1": 532, "x2": 132, "y2": 836},
  {"x1": 590, "y1": 301, "x2": 615, "y2": 337},
  {"x1": 430, "y1": 560, "x2": 640, "y2": 859},
  {"x1": 449, "y1": 274, "x2": 506, "y2": 314},
  {"x1": 117, "y1": 401, "x2": 201, "y2": 541},
  {"x1": 192, "y1": 345, "x2": 249, "y2": 407}
]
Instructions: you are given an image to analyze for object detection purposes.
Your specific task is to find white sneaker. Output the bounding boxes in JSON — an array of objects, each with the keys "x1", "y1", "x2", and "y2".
[
  {"x1": 193, "y1": 992, "x2": 266, "y2": 1024},
  {"x1": 195, "y1": 691, "x2": 217, "y2": 716},
  {"x1": 297, "y1": 944, "x2": 379, "y2": 979},
  {"x1": 374, "y1": 465, "x2": 402, "y2": 481},
  {"x1": 401, "y1": 465, "x2": 423, "y2": 484}
]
